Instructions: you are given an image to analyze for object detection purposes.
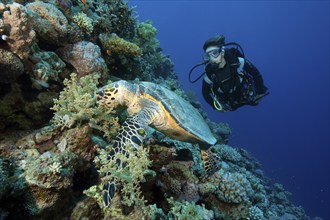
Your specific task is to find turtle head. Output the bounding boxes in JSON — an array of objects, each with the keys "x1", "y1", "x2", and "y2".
[{"x1": 97, "y1": 80, "x2": 135, "y2": 109}]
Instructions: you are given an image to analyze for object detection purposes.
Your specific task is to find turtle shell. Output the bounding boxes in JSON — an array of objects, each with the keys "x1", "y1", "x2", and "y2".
[{"x1": 138, "y1": 81, "x2": 217, "y2": 146}]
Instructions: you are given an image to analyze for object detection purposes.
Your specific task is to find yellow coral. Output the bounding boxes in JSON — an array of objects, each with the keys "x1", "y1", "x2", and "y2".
[
  {"x1": 51, "y1": 73, "x2": 119, "y2": 140},
  {"x1": 73, "y1": 12, "x2": 94, "y2": 35},
  {"x1": 51, "y1": 73, "x2": 97, "y2": 128},
  {"x1": 100, "y1": 33, "x2": 142, "y2": 57}
]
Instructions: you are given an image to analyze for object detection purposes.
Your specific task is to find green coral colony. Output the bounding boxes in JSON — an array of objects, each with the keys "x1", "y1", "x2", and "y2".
[{"x1": 0, "y1": 0, "x2": 318, "y2": 220}]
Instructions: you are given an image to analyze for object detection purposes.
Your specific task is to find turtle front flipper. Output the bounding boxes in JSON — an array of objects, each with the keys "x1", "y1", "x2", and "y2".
[
  {"x1": 201, "y1": 146, "x2": 221, "y2": 176},
  {"x1": 102, "y1": 107, "x2": 158, "y2": 207}
]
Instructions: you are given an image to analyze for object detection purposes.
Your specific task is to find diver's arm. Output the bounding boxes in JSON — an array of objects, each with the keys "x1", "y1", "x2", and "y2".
[
  {"x1": 216, "y1": 95, "x2": 233, "y2": 112},
  {"x1": 202, "y1": 79, "x2": 233, "y2": 112},
  {"x1": 202, "y1": 79, "x2": 216, "y2": 108},
  {"x1": 243, "y1": 59, "x2": 267, "y2": 94}
]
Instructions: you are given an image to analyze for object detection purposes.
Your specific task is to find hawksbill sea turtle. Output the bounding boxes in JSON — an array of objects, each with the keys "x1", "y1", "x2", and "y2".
[{"x1": 96, "y1": 80, "x2": 219, "y2": 207}]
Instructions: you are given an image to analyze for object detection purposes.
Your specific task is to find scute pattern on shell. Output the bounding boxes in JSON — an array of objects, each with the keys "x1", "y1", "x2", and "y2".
[{"x1": 138, "y1": 81, "x2": 217, "y2": 145}]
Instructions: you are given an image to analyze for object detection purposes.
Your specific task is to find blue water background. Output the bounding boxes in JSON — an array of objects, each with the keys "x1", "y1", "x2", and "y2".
[{"x1": 128, "y1": 1, "x2": 330, "y2": 219}]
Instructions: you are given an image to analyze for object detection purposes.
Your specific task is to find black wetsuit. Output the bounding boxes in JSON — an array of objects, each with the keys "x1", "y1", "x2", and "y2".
[{"x1": 202, "y1": 48, "x2": 268, "y2": 111}]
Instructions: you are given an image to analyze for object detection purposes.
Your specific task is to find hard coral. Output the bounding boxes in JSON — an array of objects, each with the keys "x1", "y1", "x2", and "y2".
[
  {"x1": 248, "y1": 205, "x2": 264, "y2": 220},
  {"x1": 0, "y1": 48, "x2": 24, "y2": 84},
  {"x1": 2, "y1": 3, "x2": 36, "y2": 61},
  {"x1": 216, "y1": 144, "x2": 242, "y2": 162},
  {"x1": 72, "y1": 12, "x2": 94, "y2": 35},
  {"x1": 100, "y1": 33, "x2": 142, "y2": 58},
  {"x1": 57, "y1": 41, "x2": 108, "y2": 79},
  {"x1": 92, "y1": 0, "x2": 136, "y2": 38},
  {"x1": 167, "y1": 197, "x2": 214, "y2": 220},
  {"x1": 134, "y1": 20, "x2": 159, "y2": 54},
  {"x1": 26, "y1": 1, "x2": 68, "y2": 45},
  {"x1": 30, "y1": 50, "x2": 66, "y2": 89},
  {"x1": 216, "y1": 171, "x2": 251, "y2": 204}
]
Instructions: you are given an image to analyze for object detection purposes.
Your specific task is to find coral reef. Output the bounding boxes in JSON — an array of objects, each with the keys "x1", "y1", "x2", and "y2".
[
  {"x1": 0, "y1": 48, "x2": 24, "y2": 83},
  {"x1": 90, "y1": 0, "x2": 136, "y2": 38},
  {"x1": 0, "y1": 0, "x2": 320, "y2": 219},
  {"x1": 100, "y1": 33, "x2": 142, "y2": 58},
  {"x1": 29, "y1": 50, "x2": 66, "y2": 89},
  {"x1": 167, "y1": 197, "x2": 214, "y2": 220},
  {"x1": 72, "y1": 12, "x2": 94, "y2": 35},
  {"x1": 57, "y1": 41, "x2": 108, "y2": 79},
  {"x1": 26, "y1": 1, "x2": 68, "y2": 45},
  {"x1": 1, "y1": 2, "x2": 36, "y2": 61},
  {"x1": 0, "y1": 82, "x2": 58, "y2": 129},
  {"x1": 134, "y1": 20, "x2": 159, "y2": 54}
]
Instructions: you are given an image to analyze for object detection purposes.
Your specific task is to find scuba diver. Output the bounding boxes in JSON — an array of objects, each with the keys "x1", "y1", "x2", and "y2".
[{"x1": 189, "y1": 35, "x2": 269, "y2": 112}]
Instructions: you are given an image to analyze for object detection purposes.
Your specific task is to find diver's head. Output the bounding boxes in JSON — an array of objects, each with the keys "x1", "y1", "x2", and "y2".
[
  {"x1": 203, "y1": 34, "x2": 225, "y2": 50},
  {"x1": 204, "y1": 46, "x2": 222, "y2": 62},
  {"x1": 203, "y1": 35, "x2": 226, "y2": 67},
  {"x1": 204, "y1": 46, "x2": 225, "y2": 67}
]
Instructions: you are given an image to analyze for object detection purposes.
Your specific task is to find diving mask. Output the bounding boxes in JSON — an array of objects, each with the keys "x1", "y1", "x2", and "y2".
[{"x1": 203, "y1": 47, "x2": 221, "y2": 62}]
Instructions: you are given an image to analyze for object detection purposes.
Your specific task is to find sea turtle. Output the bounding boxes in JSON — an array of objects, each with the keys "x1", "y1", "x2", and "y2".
[{"x1": 96, "y1": 80, "x2": 218, "y2": 207}]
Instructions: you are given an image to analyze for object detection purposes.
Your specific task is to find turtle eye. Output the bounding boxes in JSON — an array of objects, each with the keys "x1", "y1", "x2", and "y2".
[{"x1": 97, "y1": 90, "x2": 105, "y2": 97}]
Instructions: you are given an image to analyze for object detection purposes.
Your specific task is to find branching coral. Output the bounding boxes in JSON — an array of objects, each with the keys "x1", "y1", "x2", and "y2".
[
  {"x1": 132, "y1": 21, "x2": 177, "y2": 81},
  {"x1": 167, "y1": 197, "x2": 214, "y2": 220},
  {"x1": 134, "y1": 20, "x2": 159, "y2": 54},
  {"x1": 91, "y1": 0, "x2": 136, "y2": 38},
  {"x1": 51, "y1": 73, "x2": 98, "y2": 128},
  {"x1": 51, "y1": 73, "x2": 119, "y2": 140},
  {"x1": 217, "y1": 144, "x2": 242, "y2": 162},
  {"x1": 248, "y1": 206, "x2": 264, "y2": 220}
]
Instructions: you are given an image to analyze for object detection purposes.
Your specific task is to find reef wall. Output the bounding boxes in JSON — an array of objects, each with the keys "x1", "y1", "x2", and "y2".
[{"x1": 0, "y1": 0, "x2": 319, "y2": 219}]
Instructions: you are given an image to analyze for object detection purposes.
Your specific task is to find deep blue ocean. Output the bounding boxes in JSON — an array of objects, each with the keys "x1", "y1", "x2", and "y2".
[{"x1": 128, "y1": 1, "x2": 330, "y2": 219}]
